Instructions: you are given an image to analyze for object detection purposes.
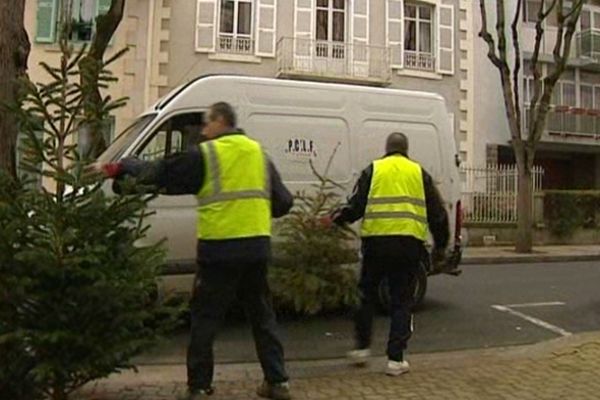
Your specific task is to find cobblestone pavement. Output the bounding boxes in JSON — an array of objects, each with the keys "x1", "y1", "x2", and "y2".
[{"x1": 77, "y1": 332, "x2": 600, "y2": 400}]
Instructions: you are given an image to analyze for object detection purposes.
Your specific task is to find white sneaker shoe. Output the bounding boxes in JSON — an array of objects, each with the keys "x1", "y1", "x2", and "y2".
[
  {"x1": 347, "y1": 349, "x2": 371, "y2": 367},
  {"x1": 386, "y1": 360, "x2": 410, "y2": 376}
]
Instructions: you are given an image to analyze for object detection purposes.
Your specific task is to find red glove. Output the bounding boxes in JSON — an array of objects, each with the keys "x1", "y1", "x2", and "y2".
[
  {"x1": 318, "y1": 215, "x2": 334, "y2": 228},
  {"x1": 101, "y1": 162, "x2": 123, "y2": 178}
]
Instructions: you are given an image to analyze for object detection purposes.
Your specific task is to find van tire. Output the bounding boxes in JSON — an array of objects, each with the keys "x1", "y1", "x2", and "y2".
[{"x1": 377, "y1": 260, "x2": 428, "y2": 312}]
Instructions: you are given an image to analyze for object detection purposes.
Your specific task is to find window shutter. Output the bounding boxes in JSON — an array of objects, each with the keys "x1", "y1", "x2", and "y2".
[
  {"x1": 386, "y1": 0, "x2": 403, "y2": 69},
  {"x1": 293, "y1": 0, "x2": 314, "y2": 67},
  {"x1": 196, "y1": 0, "x2": 217, "y2": 52},
  {"x1": 352, "y1": 0, "x2": 369, "y2": 77},
  {"x1": 437, "y1": 4, "x2": 454, "y2": 75},
  {"x1": 36, "y1": 0, "x2": 58, "y2": 43},
  {"x1": 256, "y1": 0, "x2": 277, "y2": 57}
]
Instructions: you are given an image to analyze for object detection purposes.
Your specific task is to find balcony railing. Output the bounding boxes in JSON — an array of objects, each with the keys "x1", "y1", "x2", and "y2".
[
  {"x1": 524, "y1": 105, "x2": 600, "y2": 143},
  {"x1": 404, "y1": 51, "x2": 435, "y2": 71},
  {"x1": 217, "y1": 35, "x2": 254, "y2": 55},
  {"x1": 276, "y1": 37, "x2": 391, "y2": 84},
  {"x1": 576, "y1": 29, "x2": 600, "y2": 60}
]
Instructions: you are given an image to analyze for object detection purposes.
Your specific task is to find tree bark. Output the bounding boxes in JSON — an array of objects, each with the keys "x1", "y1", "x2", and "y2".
[
  {"x1": 516, "y1": 167, "x2": 534, "y2": 253},
  {"x1": 78, "y1": 0, "x2": 126, "y2": 160},
  {"x1": 0, "y1": 0, "x2": 30, "y2": 177}
]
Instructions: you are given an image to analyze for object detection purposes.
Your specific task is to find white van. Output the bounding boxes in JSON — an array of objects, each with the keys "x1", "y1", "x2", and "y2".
[{"x1": 98, "y1": 75, "x2": 463, "y2": 306}]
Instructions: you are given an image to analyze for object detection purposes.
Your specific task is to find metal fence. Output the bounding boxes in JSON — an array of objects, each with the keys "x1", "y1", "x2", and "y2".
[{"x1": 461, "y1": 164, "x2": 544, "y2": 223}]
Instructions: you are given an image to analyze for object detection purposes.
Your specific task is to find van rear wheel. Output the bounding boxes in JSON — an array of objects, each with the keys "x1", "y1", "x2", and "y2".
[{"x1": 377, "y1": 260, "x2": 428, "y2": 312}]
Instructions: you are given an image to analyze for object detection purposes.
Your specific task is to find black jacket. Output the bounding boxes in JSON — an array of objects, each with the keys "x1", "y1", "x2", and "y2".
[
  {"x1": 118, "y1": 131, "x2": 294, "y2": 263},
  {"x1": 333, "y1": 153, "x2": 449, "y2": 259}
]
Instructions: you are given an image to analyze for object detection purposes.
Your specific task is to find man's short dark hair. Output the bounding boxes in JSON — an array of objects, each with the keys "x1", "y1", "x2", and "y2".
[
  {"x1": 386, "y1": 132, "x2": 409, "y2": 156},
  {"x1": 209, "y1": 102, "x2": 237, "y2": 127}
]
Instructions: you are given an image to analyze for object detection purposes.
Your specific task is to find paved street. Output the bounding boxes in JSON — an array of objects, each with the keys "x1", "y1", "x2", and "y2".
[
  {"x1": 75, "y1": 260, "x2": 600, "y2": 399},
  {"x1": 139, "y1": 260, "x2": 600, "y2": 363}
]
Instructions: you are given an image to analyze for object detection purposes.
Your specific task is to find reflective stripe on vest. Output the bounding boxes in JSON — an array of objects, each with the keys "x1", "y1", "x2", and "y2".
[
  {"x1": 196, "y1": 135, "x2": 271, "y2": 240},
  {"x1": 360, "y1": 155, "x2": 428, "y2": 240}
]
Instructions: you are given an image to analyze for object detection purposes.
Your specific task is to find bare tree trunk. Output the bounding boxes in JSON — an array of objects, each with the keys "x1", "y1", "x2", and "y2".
[
  {"x1": 0, "y1": 0, "x2": 30, "y2": 177},
  {"x1": 516, "y1": 166, "x2": 534, "y2": 252},
  {"x1": 78, "y1": 0, "x2": 126, "y2": 160}
]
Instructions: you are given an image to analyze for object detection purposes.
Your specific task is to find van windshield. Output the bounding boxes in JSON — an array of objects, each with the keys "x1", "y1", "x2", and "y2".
[{"x1": 97, "y1": 114, "x2": 156, "y2": 163}]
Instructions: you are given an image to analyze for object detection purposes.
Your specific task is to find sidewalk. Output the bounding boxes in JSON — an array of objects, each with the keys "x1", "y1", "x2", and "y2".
[
  {"x1": 79, "y1": 332, "x2": 600, "y2": 400},
  {"x1": 461, "y1": 244, "x2": 600, "y2": 265}
]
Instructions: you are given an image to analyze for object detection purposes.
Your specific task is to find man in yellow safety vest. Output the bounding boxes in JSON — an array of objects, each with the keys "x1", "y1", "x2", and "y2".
[
  {"x1": 328, "y1": 132, "x2": 449, "y2": 377},
  {"x1": 101, "y1": 102, "x2": 293, "y2": 400}
]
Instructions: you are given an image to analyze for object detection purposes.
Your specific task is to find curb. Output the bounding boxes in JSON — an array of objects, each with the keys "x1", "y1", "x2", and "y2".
[
  {"x1": 95, "y1": 332, "x2": 600, "y2": 387},
  {"x1": 461, "y1": 253, "x2": 600, "y2": 265}
]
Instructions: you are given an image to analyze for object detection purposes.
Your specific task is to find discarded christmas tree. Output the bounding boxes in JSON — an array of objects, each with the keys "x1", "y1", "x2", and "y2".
[
  {"x1": 269, "y1": 146, "x2": 359, "y2": 315},
  {"x1": 0, "y1": 37, "x2": 176, "y2": 400}
]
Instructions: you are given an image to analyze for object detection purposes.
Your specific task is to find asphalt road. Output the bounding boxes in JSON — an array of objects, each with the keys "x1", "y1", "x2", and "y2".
[{"x1": 139, "y1": 261, "x2": 600, "y2": 364}]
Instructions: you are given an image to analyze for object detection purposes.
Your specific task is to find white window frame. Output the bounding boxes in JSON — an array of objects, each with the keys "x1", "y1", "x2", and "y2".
[
  {"x1": 403, "y1": 1, "x2": 435, "y2": 71},
  {"x1": 217, "y1": 0, "x2": 255, "y2": 54},
  {"x1": 314, "y1": 0, "x2": 348, "y2": 59},
  {"x1": 315, "y1": 0, "x2": 347, "y2": 43}
]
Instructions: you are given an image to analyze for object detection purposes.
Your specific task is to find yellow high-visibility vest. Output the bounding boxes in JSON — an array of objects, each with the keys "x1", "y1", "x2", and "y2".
[
  {"x1": 360, "y1": 155, "x2": 428, "y2": 240},
  {"x1": 196, "y1": 134, "x2": 271, "y2": 240}
]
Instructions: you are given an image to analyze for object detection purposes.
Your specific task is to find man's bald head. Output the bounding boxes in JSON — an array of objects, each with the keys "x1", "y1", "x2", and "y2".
[{"x1": 386, "y1": 132, "x2": 409, "y2": 156}]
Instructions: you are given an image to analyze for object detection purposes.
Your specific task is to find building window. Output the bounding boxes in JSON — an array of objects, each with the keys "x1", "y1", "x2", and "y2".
[
  {"x1": 35, "y1": 0, "x2": 111, "y2": 44},
  {"x1": 70, "y1": 0, "x2": 96, "y2": 41},
  {"x1": 218, "y1": 0, "x2": 254, "y2": 54},
  {"x1": 524, "y1": 0, "x2": 573, "y2": 27},
  {"x1": 404, "y1": 2, "x2": 434, "y2": 71},
  {"x1": 315, "y1": 0, "x2": 346, "y2": 58}
]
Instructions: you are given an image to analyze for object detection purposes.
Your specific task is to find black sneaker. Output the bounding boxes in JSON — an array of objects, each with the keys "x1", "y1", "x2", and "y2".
[
  {"x1": 256, "y1": 381, "x2": 291, "y2": 400},
  {"x1": 178, "y1": 387, "x2": 214, "y2": 400}
]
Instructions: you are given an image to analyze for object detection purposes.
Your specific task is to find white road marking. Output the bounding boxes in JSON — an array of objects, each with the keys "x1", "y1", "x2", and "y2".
[
  {"x1": 504, "y1": 301, "x2": 566, "y2": 308},
  {"x1": 491, "y1": 303, "x2": 572, "y2": 337}
]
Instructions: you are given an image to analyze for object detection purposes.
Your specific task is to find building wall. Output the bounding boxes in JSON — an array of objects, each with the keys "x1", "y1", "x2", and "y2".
[
  {"x1": 165, "y1": 0, "x2": 462, "y2": 145},
  {"x1": 24, "y1": 0, "x2": 150, "y2": 135},
  {"x1": 470, "y1": 0, "x2": 600, "y2": 184},
  {"x1": 26, "y1": 0, "x2": 466, "y2": 162},
  {"x1": 470, "y1": 0, "x2": 518, "y2": 168}
]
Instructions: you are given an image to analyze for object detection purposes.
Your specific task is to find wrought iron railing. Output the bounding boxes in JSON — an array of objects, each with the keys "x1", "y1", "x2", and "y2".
[
  {"x1": 576, "y1": 29, "x2": 600, "y2": 60},
  {"x1": 404, "y1": 51, "x2": 435, "y2": 71},
  {"x1": 276, "y1": 37, "x2": 391, "y2": 82},
  {"x1": 524, "y1": 105, "x2": 600, "y2": 142},
  {"x1": 217, "y1": 35, "x2": 254, "y2": 55}
]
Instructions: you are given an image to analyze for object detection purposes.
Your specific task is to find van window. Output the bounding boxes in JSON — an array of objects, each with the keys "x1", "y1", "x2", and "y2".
[
  {"x1": 245, "y1": 113, "x2": 352, "y2": 185},
  {"x1": 97, "y1": 114, "x2": 156, "y2": 163},
  {"x1": 135, "y1": 112, "x2": 204, "y2": 161},
  {"x1": 361, "y1": 120, "x2": 443, "y2": 180}
]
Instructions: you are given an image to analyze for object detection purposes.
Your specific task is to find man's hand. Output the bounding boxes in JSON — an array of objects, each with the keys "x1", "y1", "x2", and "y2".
[
  {"x1": 318, "y1": 210, "x2": 343, "y2": 229},
  {"x1": 318, "y1": 215, "x2": 334, "y2": 228},
  {"x1": 94, "y1": 162, "x2": 123, "y2": 179}
]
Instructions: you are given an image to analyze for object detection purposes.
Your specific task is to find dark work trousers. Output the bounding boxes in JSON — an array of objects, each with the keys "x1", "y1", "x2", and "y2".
[
  {"x1": 187, "y1": 258, "x2": 288, "y2": 391},
  {"x1": 354, "y1": 236, "x2": 421, "y2": 361}
]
